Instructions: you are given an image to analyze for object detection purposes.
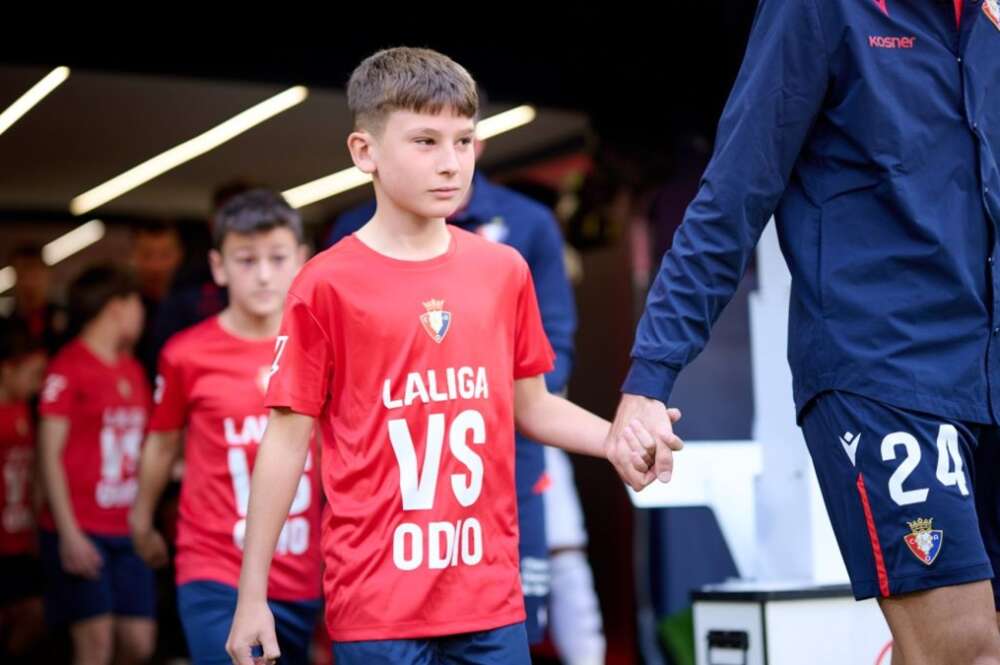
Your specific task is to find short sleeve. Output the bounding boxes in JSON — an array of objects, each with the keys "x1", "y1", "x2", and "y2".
[
  {"x1": 513, "y1": 261, "x2": 556, "y2": 380},
  {"x1": 265, "y1": 292, "x2": 333, "y2": 417},
  {"x1": 38, "y1": 358, "x2": 74, "y2": 418},
  {"x1": 148, "y1": 345, "x2": 188, "y2": 432}
]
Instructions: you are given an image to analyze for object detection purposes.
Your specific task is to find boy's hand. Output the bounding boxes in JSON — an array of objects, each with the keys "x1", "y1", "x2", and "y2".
[
  {"x1": 604, "y1": 394, "x2": 683, "y2": 491},
  {"x1": 131, "y1": 524, "x2": 169, "y2": 569},
  {"x1": 59, "y1": 529, "x2": 103, "y2": 579},
  {"x1": 226, "y1": 599, "x2": 280, "y2": 665}
]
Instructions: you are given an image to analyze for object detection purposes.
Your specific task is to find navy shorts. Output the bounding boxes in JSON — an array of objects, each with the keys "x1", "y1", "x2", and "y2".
[
  {"x1": 177, "y1": 580, "x2": 320, "y2": 665},
  {"x1": 332, "y1": 622, "x2": 529, "y2": 665},
  {"x1": 39, "y1": 530, "x2": 156, "y2": 625},
  {"x1": 802, "y1": 391, "x2": 998, "y2": 602}
]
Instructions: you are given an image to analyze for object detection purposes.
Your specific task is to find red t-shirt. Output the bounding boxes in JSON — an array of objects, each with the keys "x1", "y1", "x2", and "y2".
[
  {"x1": 266, "y1": 226, "x2": 555, "y2": 641},
  {"x1": 149, "y1": 316, "x2": 322, "y2": 600},
  {"x1": 0, "y1": 401, "x2": 36, "y2": 555},
  {"x1": 38, "y1": 340, "x2": 150, "y2": 536}
]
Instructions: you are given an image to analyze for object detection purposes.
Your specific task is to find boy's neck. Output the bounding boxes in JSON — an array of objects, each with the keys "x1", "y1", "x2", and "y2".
[
  {"x1": 218, "y1": 305, "x2": 281, "y2": 341},
  {"x1": 0, "y1": 384, "x2": 11, "y2": 403},
  {"x1": 80, "y1": 319, "x2": 123, "y2": 364},
  {"x1": 355, "y1": 196, "x2": 452, "y2": 261}
]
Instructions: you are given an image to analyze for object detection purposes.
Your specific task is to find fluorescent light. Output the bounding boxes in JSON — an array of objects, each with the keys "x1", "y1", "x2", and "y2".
[
  {"x1": 70, "y1": 86, "x2": 309, "y2": 215},
  {"x1": 283, "y1": 169, "x2": 373, "y2": 210},
  {"x1": 475, "y1": 105, "x2": 536, "y2": 140},
  {"x1": 0, "y1": 66, "x2": 70, "y2": 138},
  {"x1": 0, "y1": 266, "x2": 15, "y2": 295},
  {"x1": 42, "y1": 220, "x2": 105, "y2": 266},
  {"x1": 283, "y1": 105, "x2": 538, "y2": 209}
]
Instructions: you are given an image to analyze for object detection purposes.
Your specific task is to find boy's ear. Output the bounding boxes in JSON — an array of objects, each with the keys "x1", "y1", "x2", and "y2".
[
  {"x1": 347, "y1": 130, "x2": 377, "y2": 175},
  {"x1": 208, "y1": 249, "x2": 228, "y2": 287}
]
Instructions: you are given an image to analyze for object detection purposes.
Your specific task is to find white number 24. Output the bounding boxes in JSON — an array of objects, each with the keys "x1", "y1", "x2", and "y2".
[{"x1": 882, "y1": 424, "x2": 968, "y2": 506}]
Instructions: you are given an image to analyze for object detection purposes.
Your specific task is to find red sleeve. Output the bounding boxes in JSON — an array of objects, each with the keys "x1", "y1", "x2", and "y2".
[
  {"x1": 148, "y1": 345, "x2": 188, "y2": 432},
  {"x1": 514, "y1": 260, "x2": 556, "y2": 380},
  {"x1": 38, "y1": 358, "x2": 75, "y2": 418},
  {"x1": 265, "y1": 291, "x2": 333, "y2": 417}
]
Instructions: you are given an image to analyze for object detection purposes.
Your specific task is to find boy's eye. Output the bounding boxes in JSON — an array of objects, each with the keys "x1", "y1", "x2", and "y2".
[
  {"x1": 415, "y1": 138, "x2": 434, "y2": 145},
  {"x1": 459, "y1": 137, "x2": 473, "y2": 146}
]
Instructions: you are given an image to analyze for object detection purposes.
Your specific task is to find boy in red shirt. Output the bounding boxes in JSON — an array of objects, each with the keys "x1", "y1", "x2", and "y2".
[
  {"x1": 227, "y1": 47, "x2": 679, "y2": 665},
  {"x1": 130, "y1": 189, "x2": 322, "y2": 665},
  {"x1": 38, "y1": 265, "x2": 154, "y2": 665}
]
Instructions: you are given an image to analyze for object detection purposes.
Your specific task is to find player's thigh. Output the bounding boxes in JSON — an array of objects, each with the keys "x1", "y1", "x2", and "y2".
[{"x1": 879, "y1": 580, "x2": 1000, "y2": 665}]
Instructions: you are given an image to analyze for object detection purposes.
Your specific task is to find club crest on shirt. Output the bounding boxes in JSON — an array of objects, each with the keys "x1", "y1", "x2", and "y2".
[
  {"x1": 903, "y1": 517, "x2": 943, "y2": 566},
  {"x1": 420, "y1": 299, "x2": 451, "y2": 344},
  {"x1": 986, "y1": 0, "x2": 1000, "y2": 30},
  {"x1": 117, "y1": 378, "x2": 132, "y2": 399},
  {"x1": 15, "y1": 417, "x2": 28, "y2": 438}
]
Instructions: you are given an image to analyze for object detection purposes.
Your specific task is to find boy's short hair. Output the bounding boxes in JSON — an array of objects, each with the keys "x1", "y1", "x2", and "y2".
[
  {"x1": 68, "y1": 264, "x2": 139, "y2": 332},
  {"x1": 211, "y1": 189, "x2": 304, "y2": 249},
  {"x1": 348, "y1": 47, "x2": 479, "y2": 135}
]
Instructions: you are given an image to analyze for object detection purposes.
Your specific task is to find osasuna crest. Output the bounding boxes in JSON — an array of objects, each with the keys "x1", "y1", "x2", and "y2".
[
  {"x1": 117, "y1": 378, "x2": 132, "y2": 399},
  {"x1": 903, "y1": 517, "x2": 943, "y2": 566},
  {"x1": 986, "y1": 0, "x2": 1000, "y2": 31},
  {"x1": 420, "y1": 299, "x2": 451, "y2": 344}
]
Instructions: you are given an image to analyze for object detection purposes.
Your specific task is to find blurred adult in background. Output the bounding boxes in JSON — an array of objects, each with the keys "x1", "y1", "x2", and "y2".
[
  {"x1": 3, "y1": 245, "x2": 67, "y2": 355},
  {"x1": 129, "y1": 221, "x2": 183, "y2": 383}
]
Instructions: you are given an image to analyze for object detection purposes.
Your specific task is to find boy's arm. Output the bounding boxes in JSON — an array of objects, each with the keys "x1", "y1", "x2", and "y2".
[
  {"x1": 227, "y1": 407, "x2": 314, "y2": 665},
  {"x1": 128, "y1": 430, "x2": 182, "y2": 568},
  {"x1": 514, "y1": 375, "x2": 682, "y2": 491},
  {"x1": 38, "y1": 416, "x2": 103, "y2": 578}
]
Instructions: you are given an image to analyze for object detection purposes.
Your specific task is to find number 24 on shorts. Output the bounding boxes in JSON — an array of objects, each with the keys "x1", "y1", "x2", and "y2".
[{"x1": 881, "y1": 424, "x2": 968, "y2": 507}]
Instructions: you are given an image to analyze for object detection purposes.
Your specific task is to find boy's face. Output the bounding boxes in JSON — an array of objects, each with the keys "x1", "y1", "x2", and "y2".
[
  {"x1": 0, "y1": 351, "x2": 47, "y2": 401},
  {"x1": 352, "y1": 108, "x2": 477, "y2": 220},
  {"x1": 110, "y1": 293, "x2": 145, "y2": 345},
  {"x1": 209, "y1": 227, "x2": 305, "y2": 319}
]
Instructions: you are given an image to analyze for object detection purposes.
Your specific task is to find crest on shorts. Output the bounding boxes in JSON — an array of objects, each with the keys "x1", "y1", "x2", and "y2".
[
  {"x1": 903, "y1": 517, "x2": 943, "y2": 566},
  {"x1": 985, "y1": 0, "x2": 1000, "y2": 30},
  {"x1": 420, "y1": 299, "x2": 451, "y2": 344}
]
